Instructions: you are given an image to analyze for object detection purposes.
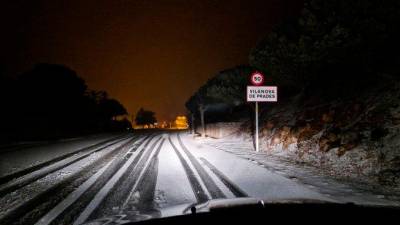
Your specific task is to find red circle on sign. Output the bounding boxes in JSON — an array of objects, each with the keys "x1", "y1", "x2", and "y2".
[{"x1": 250, "y1": 71, "x2": 265, "y2": 86}]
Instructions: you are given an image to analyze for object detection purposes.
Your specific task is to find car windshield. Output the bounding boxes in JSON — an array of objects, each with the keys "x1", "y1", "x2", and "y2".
[{"x1": 1, "y1": 0, "x2": 400, "y2": 224}]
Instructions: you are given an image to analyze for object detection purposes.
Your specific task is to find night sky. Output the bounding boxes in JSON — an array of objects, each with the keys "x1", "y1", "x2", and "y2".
[{"x1": 1, "y1": 0, "x2": 303, "y2": 122}]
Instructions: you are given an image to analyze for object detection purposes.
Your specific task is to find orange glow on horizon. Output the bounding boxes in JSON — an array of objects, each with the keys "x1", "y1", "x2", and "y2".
[
  {"x1": 174, "y1": 116, "x2": 188, "y2": 129},
  {"x1": 133, "y1": 116, "x2": 188, "y2": 130}
]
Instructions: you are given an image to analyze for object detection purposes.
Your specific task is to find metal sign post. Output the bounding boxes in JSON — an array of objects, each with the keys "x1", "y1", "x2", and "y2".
[
  {"x1": 247, "y1": 71, "x2": 278, "y2": 152},
  {"x1": 255, "y1": 101, "x2": 259, "y2": 152}
]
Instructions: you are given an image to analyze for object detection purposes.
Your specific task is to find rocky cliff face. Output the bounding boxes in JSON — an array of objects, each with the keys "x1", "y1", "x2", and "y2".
[{"x1": 239, "y1": 82, "x2": 400, "y2": 187}]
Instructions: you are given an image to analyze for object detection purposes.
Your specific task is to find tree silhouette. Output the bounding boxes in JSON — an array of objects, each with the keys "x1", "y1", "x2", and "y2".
[
  {"x1": 99, "y1": 98, "x2": 127, "y2": 120},
  {"x1": 0, "y1": 63, "x2": 131, "y2": 143},
  {"x1": 185, "y1": 66, "x2": 254, "y2": 136},
  {"x1": 250, "y1": 0, "x2": 400, "y2": 97},
  {"x1": 135, "y1": 108, "x2": 157, "y2": 126}
]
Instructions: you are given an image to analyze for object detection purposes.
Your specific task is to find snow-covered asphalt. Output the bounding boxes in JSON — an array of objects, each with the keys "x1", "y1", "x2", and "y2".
[{"x1": 0, "y1": 131, "x2": 397, "y2": 224}]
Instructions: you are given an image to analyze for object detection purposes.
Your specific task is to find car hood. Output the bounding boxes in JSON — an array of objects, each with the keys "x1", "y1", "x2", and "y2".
[{"x1": 81, "y1": 197, "x2": 337, "y2": 225}]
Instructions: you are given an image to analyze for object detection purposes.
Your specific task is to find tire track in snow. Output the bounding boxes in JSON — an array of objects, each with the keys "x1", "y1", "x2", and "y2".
[
  {"x1": 73, "y1": 136, "x2": 163, "y2": 225},
  {"x1": 199, "y1": 157, "x2": 248, "y2": 198},
  {"x1": 118, "y1": 138, "x2": 165, "y2": 214},
  {"x1": 0, "y1": 135, "x2": 138, "y2": 225},
  {"x1": 83, "y1": 135, "x2": 160, "y2": 220},
  {"x1": 33, "y1": 135, "x2": 150, "y2": 225},
  {"x1": 0, "y1": 135, "x2": 132, "y2": 198},
  {"x1": 45, "y1": 135, "x2": 156, "y2": 225},
  {"x1": 167, "y1": 136, "x2": 209, "y2": 203},
  {"x1": 117, "y1": 139, "x2": 166, "y2": 221},
  {"x1": 34, "y1": 160, "x2": 114, "y2": 225},
  {"x1": 0, "y1": 134, "x2": 128, "y2": 186},
  {"x1": 176, "y1": 134, "x2": 226, "y2": 199}
]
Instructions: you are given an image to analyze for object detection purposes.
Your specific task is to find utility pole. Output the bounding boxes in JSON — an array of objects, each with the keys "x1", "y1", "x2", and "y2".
[
  {"x1": 191, "y1": 113, "x2": 195, "y2": 136},
  {"x1": 199, "y1": 105, "x2": 206, "y2": 137}
]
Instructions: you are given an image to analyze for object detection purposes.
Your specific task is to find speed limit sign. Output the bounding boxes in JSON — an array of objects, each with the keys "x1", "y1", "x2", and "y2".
[
  {"x1": 250, "y1": 71, "x2": 264, "y2": 86},
  {"x1": 248, "y1": 70, "x2": 267, "y2": 153}
]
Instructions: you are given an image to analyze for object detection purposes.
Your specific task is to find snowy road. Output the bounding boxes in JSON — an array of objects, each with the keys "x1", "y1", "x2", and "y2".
[{"x1": 0, "y1": 131, "x2": 397, "y2": 224}]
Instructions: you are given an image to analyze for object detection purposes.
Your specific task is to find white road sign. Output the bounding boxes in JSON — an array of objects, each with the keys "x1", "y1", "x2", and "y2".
[{"x1": 247, "y1": 86, "x2": 277, "y2": 102}]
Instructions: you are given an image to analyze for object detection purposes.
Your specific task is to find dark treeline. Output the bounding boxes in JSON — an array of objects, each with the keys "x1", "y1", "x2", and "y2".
[
  {"x1": 0, "y1": 63, "x2": 131, "y2": 143},
  {"x1": 186, "y1": 0, "x2": 400, "y2": 124},
  {"x1": 135, "y1": 108, "x2": 157, "y2": 126}
]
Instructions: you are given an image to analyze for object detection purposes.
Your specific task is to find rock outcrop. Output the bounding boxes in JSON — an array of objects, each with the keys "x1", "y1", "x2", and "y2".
[{"x1": 254, "y1": 82, "x2": 400, "y2": 187}]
